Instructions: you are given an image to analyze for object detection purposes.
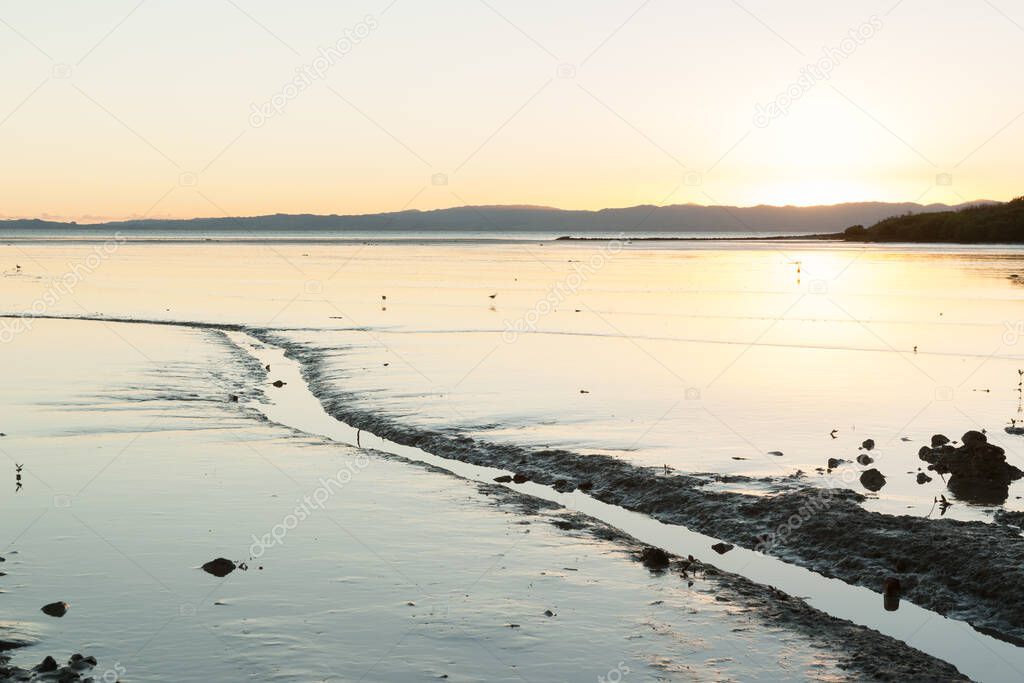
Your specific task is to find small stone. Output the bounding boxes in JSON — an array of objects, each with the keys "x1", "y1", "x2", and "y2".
[
  {"x1": 512, "y1": 473, "x2": 529, "y2": 484},
  {"x1": 41, "y1": 601, "x2": 69, "y2": 617},
  {"x1": 34, "y1": 656, "x2": 58, "y2": 672},
  {"x1": 201, "y1": 558, "x2": 237, "y2": 577},
  {"x1": 860, "y1": 469, "x2": 886, "y2": 492},
  {"x1": 856, "y1": 453, "x2": 874, "y2": 466},
  {"x1": 711, "y1": 542, "x2": 734, "y2": 555},
  {"x1": 543, "y1": 609, "x2": 555, "y2": 617},
  {"x1": 493, "y1": 475, "x2": 512, "y2": 483},
  {"x1": 931, "y1": 434, "x2": 950, "y2": 448},
  {"x1": 861, "y1": 439, "x2": 875, "y2": 451},
  {"x1": 827, "y1": 458, "x2": 845, "y2": 469},
  {"x1": 271, "y1": 380, "x2": 286, "y2": 388},
  {"x1": 916, "y1": 472, "x2": 932, "y2": 484},
  {"x1": 578, "y1": 481, "x2": 593, "y2": 491}
]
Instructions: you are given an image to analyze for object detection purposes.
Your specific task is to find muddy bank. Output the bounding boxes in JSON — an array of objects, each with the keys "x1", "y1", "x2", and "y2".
[{"x1": 258, "y1": 332, "x2": 1024, "y2": 645}]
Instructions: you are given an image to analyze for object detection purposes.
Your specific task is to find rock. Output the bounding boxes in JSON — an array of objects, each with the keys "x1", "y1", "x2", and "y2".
[
  {"x1": 493, "y1": 475, "x2": 512, "y2": 483},
  {"x1": 861, "y1": 439, "x2": 875, "y2": 451},
  {"x1": 201, "y1": 558, "x2": 237, "y2": 577},
  {"x1": 271, "y1": 380, "x2": 286, "y2": 388},
  {"x1": 228, "y1": 394, "x2": 239, "y2": 403},
  {"x1": 860, "y1": 469, "x2": 886, "y2": 492},
  {"x1": 856, "y1": 454, "x2": 874, "y2": 466},
  {"x1": 827, "y1": 458, "x2": 846, "y2": 469},
  {"x1": 1007, "y1": 426, "x2": 1024, "y2": 436},
  {"x1": 711, "y1": 542, "x2": 734, "y2": 555},
  {"x1": 512, "y1": 473, "x2": 530, "y2": 484},
  {"x1": 543, "y1": 609, "x2": 555, "y2": 617},
  {"x1": 639, "y1": 546, "x2": 671, "y2": 570},
  {"x1": 68, "y1": 654, "x2": 96, "y2": 671},
  {"x1": 918, "y1": 432, "x2": 1023, "y2": 501},
  {"x1": 961, "y1": 430, "x2": 987, "y2": 447},
  {"x1": 931, "y1": 434, "x2": 950, "y2": 448},
  {"x1": 55, "y1": 667, "x2": 80, "y2": 682},
  {"x1": 916, "y1": 472, "x2": 933, "y2": 484},
  {"x1": 552, "y1": 479, "x2": 576, "y2": 493},
  {"x1": 40, "y1": 602, "x2": 69, "y2": 618},
  {"x1": 578, "y1": 481, "x2": 593, "y2": 491},
  {"x1": 34, "y1": 656, "x2": 58, "y2": 672}
]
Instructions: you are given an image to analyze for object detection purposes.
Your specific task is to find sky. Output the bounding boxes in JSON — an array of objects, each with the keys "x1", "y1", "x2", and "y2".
[{"x1": 0, "y1": 0, "x2": 1021, "y2": 222}]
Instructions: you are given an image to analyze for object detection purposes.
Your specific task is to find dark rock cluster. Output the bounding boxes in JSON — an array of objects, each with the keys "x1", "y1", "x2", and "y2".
[
  {"x1": 919, "y1": 431, "x2": 1023, "y2": 504},
  {"x1": 1, "y1": 653, "x2": 97, "y2": 682}
]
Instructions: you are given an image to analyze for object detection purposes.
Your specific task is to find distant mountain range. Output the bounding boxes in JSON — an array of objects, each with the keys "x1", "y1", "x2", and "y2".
[{"x1": 0, "y1": 201, "x2": 1000, "y2": 234}]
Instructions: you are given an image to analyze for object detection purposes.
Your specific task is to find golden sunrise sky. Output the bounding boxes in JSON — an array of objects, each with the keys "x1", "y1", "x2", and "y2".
[{"x1": 0, "y1": 0, "x2": 1021, "y2": 222}]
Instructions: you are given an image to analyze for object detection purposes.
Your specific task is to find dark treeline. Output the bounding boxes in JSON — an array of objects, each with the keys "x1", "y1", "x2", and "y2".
[{"x1": 843, "y1": 197, "x2": 1024, "y2": 243}]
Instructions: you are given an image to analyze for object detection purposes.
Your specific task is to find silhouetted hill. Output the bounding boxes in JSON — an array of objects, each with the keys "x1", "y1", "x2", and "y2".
[
  {"x1": 843, "y1": 198, "x2": 1024, "y2": 243},
  {"x1": 0, "y1": 201, "x2": 985, "y2": 235}
]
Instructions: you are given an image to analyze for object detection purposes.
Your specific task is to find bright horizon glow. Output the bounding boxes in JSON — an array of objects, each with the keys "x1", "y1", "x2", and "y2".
[{"x1": 1, "y1": 1, "x2": 1021, "y2": 222}]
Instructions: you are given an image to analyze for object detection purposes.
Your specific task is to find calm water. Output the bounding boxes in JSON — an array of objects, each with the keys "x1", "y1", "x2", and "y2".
[{"x1": 3, "y1": 238, "x2": 1024, "y2": 522}]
